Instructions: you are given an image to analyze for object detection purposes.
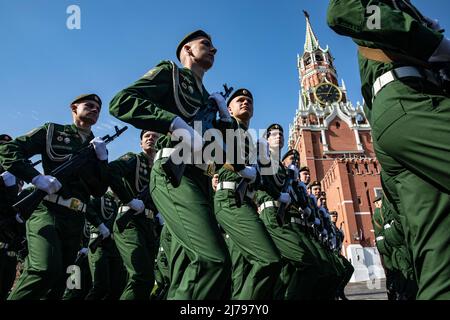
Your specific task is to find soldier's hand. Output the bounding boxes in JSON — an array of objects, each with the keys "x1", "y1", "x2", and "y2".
[
  {"x1": 238, "y1": 166, "x2": 257, "y2": 184},
  {"x1": 170, "y1": 117, "x2": 204, "y2": 153},
  {"x1": 90, "y1": 137, "x2": 108, "y2": 161},
  {"x1": 79, "y1": 247, "x2": 89, "y2": 256},
  {"x1": 98, "y1": 223, "x2": 111, "y2": 239},
  {"x1": 15, "y1": 213, "x2": 24, "y2": 224},
  {"x1": 209, "y1": 92, "x2": 231, "y2": 122},
  {"x1": 278, "y1": 192, "x2": 291, "y2": 206},
  {"x1": 31, "y1": 174, "x2": 62, "y2": 195},
  {"x1": 128, "y1": 198, "x2": 145, "y2": 214},
  {"x1": 1, "y1": 171, "x2": 16, "y2": 187}
]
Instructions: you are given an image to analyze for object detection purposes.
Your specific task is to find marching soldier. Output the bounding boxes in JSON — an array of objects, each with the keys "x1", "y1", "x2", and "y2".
[
  {"x1": 0, "y1": 94, "x2": 110, "y2": 299},
  {"x1": 327, "y1": 0, "x2": 450, "y2": 299},
  {"x1": 214, "y1": 90, "x2": 281, "y2": 300},
  {"x1": 109, "y1": 30, "x2": 232, "y2": 299},
  {"x1": 109, "y1": 130, "x2": 159, "y2": 300},
  {"x1": 255, "y1": 124, "x2": 316, "y2": 300},
  {"x1": 0, "y1": 134, "x2": 25, "y2": 300}
]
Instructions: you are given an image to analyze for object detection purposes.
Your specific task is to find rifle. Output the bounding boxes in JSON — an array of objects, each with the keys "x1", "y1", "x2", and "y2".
[
  {"x1": 115, "y1": 185, "x2": 157, "y2": 233},
  {"x1": 13, "y1": 126, "x2": 128, "y2": 220},
  {"x1": 162, "y1": 84, "x2": 233, "y2": 188}
]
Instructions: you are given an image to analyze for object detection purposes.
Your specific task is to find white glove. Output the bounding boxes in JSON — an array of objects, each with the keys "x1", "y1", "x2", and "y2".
[
  {"x1": 79, "y1": 247, "x2": 89, "y2": 256},
  {"x1": 170, "y1": 117, "x2": 204, "y2": 153},
  {"x1": 32, "y1": 174, "x2": 62, "y2": 195},
  {"x1": 98, "y1": 223, "x2": 111, "y2": 239},
  {"x1": 429, "y1": 37, "x2": 450, "y2": 62},
  {"x1": 424, "y1": 16, "x2": 443, "y2": 32},
  {"x1": 209, "y1": 92, "x2": 231, "y2": 122},
  {"x1": 278, "y1": 192, "x2": 291, "y2": 205},
  {"x1": 1, "y1": 171, "x2": 16, "y2": 187},
  {"x1": 128, "y1": 198, "x2": 145, "y2": 214},
  {"x1": 90, "y1": 137, "x2": 108, "y2": 161},
  {"x1": 301, "y1": 207, "x2": 312, "y2": 218},
  {"x1": 238, "y1": 166, "x2": 257, "y2": 184},
  {"x1": 287, "y1": 164, "x2": 299, "y2": 181},
  {"x1": 15, "y1": 213, "x2": 24, "y2": 224}
]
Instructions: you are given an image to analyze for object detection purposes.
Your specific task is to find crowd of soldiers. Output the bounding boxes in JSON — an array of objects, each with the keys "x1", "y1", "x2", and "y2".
[
  {"x1": 1, "y1": 0, "x2": 449, "y2": 301},
  {"x1": 0, "y1": 28, "x2": 355, "y2": 300}
]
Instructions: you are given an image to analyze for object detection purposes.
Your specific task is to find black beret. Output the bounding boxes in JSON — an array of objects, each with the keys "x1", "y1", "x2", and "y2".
[
  {"x1": 227, "y1": 88, "x2": 253, "y2": 106},
  {"x1": 299, "y1": 166, "x2": 310, "y2": 173},
  {"x1": 265, "y1": 123, "x2": 283, "y2": 138},
  {"x1": 71, "y1": 94, "x2": 102, "y2": 107},
  {"x1": 373, "y1": 195, "x2": 382, "y2": 203},
  {"x1": 0, "y1": 134, "x2": 13, "y2": 144},
  {"x1": 309, "y1": 180, "x2": 321, "y2": 189},
  {"x1": 176, "y1": 30, "x2": 212, "y2": 61},
  {"x1": 281, "y1": 149, "x2": 300, "y2": 162}
]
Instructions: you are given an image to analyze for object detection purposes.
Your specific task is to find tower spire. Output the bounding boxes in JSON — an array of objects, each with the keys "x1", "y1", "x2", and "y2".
[{"x1": 303, "y1": 10, "x2": 320, "y2": 52}]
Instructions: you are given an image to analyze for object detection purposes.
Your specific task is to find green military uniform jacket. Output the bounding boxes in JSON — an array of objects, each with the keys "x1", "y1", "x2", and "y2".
[
  {"x1": 85, "y1": 191, "x2": 119, "y2": 235},
  {"x1": 109, "y1": 152, "x2": 152, "y2": 205},
  {"x1": 109, "y1": 61, "x2": 212, "y2": 152},
  {"x1": 0, "y1": 123, "x2": 109, "y2": 204}
]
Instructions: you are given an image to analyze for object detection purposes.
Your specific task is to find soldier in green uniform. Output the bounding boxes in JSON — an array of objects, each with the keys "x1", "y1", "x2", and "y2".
[
  {"x1": 0, "y1": 94, "x2": 110, "y2": 300},
  {"x1": 214, "y1": 90, "x2": 281, "y2": 300},
  {"x1": 0, "y1": 134, "x2": 25, "y2": 300},
  {"x1": 327, "y1": 0, "x2": 450, "y2": 299},
  {"x1": 85, "y1": 191, "x2": 126, "y2": 300},
  {"x1": 255, "y1": 125, "x2": 316, "y2": 300},
  {"x1": 109, "y1": 30, "x2": 232, "y2": 299},
  {"x1": 109, "y1": 130, "x2": 159, "y2": 300}
]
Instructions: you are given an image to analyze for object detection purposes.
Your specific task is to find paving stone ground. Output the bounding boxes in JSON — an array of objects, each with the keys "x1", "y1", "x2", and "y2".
[{"x1": 345, "y1": 279, "x2": 388, "y2": 300}]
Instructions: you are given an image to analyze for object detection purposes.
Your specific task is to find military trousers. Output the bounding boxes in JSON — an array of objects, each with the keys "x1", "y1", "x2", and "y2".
[
  {"x1": 259, "y1": 207, "x2": 316, "y2": 300},
  {"x1": 371, "y1": 79, "x2": 450, "y2": 299},
  {"x1": 113, "y1": 215, "x2": 155, "y2": 300},
  {"x1": 150, "y1": 160, "x2": 231, "y2": 300},
  {"x1": 214, "y1": 190, "x2": 281, "y2": 300},
  {"x1": 8, "y1": 203, "x2": 84, "y2": 300},
  {"x1": 85, "y1": 238, "x2": 126, "y2": 300}
]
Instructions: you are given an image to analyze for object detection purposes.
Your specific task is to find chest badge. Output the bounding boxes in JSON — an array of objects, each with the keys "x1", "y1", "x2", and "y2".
[
  {"x1": 57, "y1": 136, "x2": 63, "y2": 142},
  {"x1": 64, "y1": 137, "x2": 71, "y2": 144},
  {"x1": 188, "y1": 86, "x2": 194, "y2": 94}
]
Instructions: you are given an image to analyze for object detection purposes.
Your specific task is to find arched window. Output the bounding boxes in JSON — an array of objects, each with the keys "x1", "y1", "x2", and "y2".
[{"x1": 335, "y1": 121, "x2": 341, "y2": 129}]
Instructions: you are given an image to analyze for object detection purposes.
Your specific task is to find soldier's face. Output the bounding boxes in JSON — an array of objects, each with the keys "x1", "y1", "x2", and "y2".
[
  {"x1": 300, "y1": 170, "x2": 310, "y2": 184},
  {"x1": 330, "y1": 214, "x2": 337, "y2": 223},
  {"x1": 185, "y1": 37, "x2": 217, "y2": 70},
  {"x1": 228, "y1": 96, "x2": 254, "y2": 122},
  {"x1": 312, "y1": 186, "x2": 321, "y2": 198},
  {"x1": 374, "y1": 200, "x2": 382, "y2": 208},
  {"x1": 72, "y1": 100, "x2": 101, "y2": 125},
  {"x1": 267, "y1": 129, "x2": 284, "y2": 150},
  {"x1": 140, "y1": 131, "x2": 159, "y2": 154}
]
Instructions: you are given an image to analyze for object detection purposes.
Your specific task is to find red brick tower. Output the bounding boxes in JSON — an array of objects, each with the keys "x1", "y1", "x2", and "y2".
[{"x1": 288, "y1": 11, "x2": 385, "y2": 282}]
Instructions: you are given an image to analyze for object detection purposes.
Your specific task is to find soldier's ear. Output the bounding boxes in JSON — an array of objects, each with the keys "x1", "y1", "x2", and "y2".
[{"x1": 70, "y1": 104, "x2": 78, "y2": 114}]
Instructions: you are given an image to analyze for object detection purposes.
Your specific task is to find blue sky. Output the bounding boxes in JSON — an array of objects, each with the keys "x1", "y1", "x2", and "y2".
[{"x1": 1, "y1": 0, "x2": 448, "y2": 162}]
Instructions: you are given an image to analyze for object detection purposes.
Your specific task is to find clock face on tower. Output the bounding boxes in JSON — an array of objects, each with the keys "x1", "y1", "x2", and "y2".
[{"x1": 314, "y1": 83, "x2": 342, "y2": 105}]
